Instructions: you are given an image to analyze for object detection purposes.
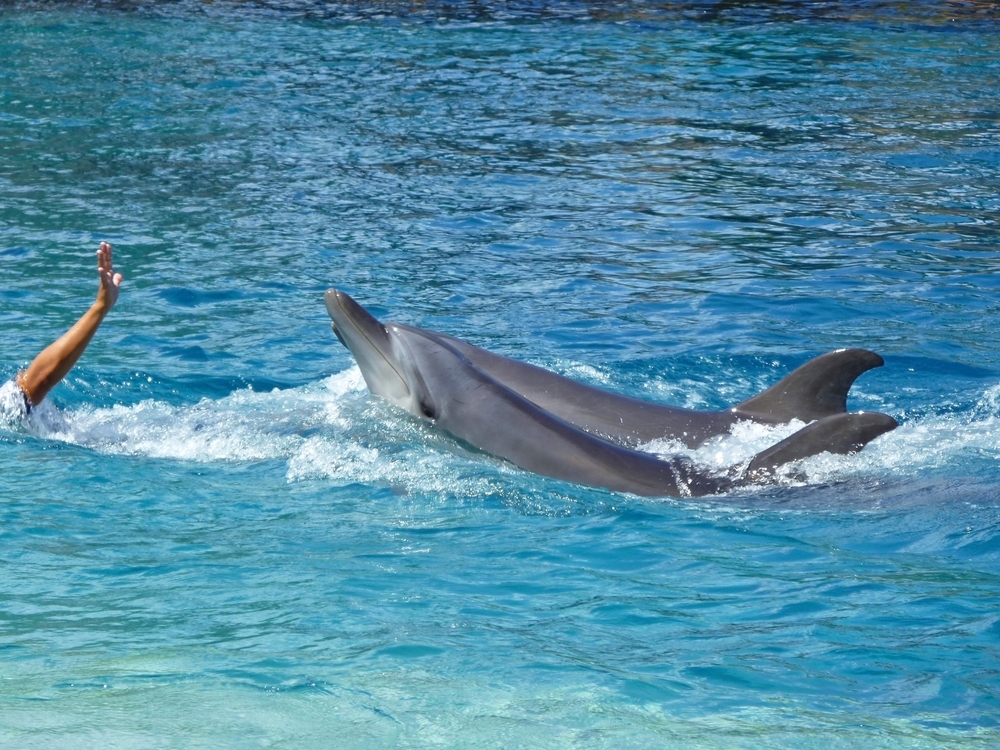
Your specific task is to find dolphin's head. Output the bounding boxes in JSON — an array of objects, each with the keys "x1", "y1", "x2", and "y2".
[{"x1": 325, "y1": 289, "x2": 413, "y2": 408}]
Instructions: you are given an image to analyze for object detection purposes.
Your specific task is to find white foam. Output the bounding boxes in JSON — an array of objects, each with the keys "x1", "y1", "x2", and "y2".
[
  {"x1": 28, "y1": 367, "x2": 503, "y2": 497},
  {"x1": 643, "y1": 418, "x2": 807, "y2": 472},
  {"x1": 38, "y1": 368, "x2": 368, "y2": 463},
  {"x1": 640, "y1": 383, "x2": 1000, "y2": 489},
  {"x1": 24, "y1": 371, "x2": 1000, "y2": 496},
  {"x1": 560, "y1": 362, "x2": 612, "y2": 386}
]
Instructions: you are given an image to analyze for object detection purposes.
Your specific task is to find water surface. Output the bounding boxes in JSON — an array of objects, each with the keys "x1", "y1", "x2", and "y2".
[{"x1": 1, "y1": 2, "x2": 999, "y2": 747}]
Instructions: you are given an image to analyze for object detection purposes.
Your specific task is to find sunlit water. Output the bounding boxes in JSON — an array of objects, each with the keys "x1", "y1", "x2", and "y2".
[{"x1": 1, "y1": 2, "x2": 999, "y2": 747}]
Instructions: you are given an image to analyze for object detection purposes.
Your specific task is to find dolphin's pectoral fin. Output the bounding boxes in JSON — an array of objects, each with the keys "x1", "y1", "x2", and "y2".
[
  {"x1": 742, "y1": 411, "x2": 897, "y2": 482},
  {"x1": 734, "y1": 349, "x2": 885, "y2": 423}
]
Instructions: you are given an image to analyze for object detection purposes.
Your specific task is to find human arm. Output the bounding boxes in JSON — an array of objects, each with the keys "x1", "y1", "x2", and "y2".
[{"x1": 16, "y1": 242, "x2": 123, "y2": 406}]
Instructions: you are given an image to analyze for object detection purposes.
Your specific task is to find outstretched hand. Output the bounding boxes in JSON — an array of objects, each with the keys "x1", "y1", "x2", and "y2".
[{"x1": 96, "y1": 241, "x2": 123, "y2": 312}]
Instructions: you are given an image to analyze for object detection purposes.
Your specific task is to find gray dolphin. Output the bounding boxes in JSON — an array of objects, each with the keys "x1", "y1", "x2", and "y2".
[{"x1": 325, "y1": 289, "x2": 897, "y2": 498}]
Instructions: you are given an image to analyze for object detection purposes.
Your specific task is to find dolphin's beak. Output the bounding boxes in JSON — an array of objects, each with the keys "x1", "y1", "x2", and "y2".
[
  {"x1": 324, "y1": 288, "x2": 410, "y2": 402},
  {"x1": 325, "y1": 288, "x2": 379, "y2": 335}
]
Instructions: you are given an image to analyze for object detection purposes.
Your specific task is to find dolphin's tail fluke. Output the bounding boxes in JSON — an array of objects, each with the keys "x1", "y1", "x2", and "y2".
[
  {"x1": 734, "y1": 349, "x2": 885, "y2": 423},
  {"x1": 741, "y1": 411, "x2": 897, "y2": 482}
]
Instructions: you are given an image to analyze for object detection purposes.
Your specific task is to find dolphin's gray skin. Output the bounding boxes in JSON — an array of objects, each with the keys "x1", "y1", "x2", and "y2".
[
  {"x1": 325, "y1": 289, "x2": 897, "y2": 498},
  {"x1": 426, "y1": 330, "x2": 887, "y2": 448}
]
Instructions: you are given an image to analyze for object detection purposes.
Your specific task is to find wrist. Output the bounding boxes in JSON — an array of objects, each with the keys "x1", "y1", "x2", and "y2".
[{"x1": 91, "y1": 299, "x2": 113, "y2": 317}]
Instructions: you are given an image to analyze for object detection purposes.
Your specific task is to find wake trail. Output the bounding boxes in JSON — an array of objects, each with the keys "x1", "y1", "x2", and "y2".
[{"x1": 15, "y1": 368, "x2": 1000, "y2": 496}]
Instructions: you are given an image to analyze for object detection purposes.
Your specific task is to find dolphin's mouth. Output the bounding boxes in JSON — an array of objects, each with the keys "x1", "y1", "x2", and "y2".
[{"x1": 331, "y1": 322, "x2": 348, "y2": 349}]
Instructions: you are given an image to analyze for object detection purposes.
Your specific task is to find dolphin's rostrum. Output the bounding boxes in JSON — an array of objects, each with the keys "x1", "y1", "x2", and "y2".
[{"x1": 325, "y1": 289, "x2": 897, "y2": 498}]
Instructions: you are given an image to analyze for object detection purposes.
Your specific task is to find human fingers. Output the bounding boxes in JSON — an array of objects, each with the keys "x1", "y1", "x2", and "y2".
[{"x1": 97, "y1": 242, "x2": 113, "y2": 272}]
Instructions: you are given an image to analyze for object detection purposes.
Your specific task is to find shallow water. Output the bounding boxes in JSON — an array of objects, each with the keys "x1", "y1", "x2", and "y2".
[{"x1": 1, "y1": 2, "x2": 999, "y2": 747}]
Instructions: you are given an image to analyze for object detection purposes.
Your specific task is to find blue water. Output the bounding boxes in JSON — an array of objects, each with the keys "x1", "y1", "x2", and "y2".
[{"x1": 2, "y1": 2, "x2": 999, "y2": 746}]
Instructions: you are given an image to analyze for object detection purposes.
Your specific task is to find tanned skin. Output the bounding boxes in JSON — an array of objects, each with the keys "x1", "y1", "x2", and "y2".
[{"x1": 16, "y1": 242, "x2": 123, "y2": 406}]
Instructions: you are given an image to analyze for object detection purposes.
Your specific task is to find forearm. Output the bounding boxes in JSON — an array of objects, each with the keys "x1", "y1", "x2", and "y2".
[{"x1": 17, "y1": 302, "x2": 110, "y2": 405}]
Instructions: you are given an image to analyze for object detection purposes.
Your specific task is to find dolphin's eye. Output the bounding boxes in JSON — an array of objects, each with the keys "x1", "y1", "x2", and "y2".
[{"x1": 419, "y1": 401, "x2": 437, "y2": 420}]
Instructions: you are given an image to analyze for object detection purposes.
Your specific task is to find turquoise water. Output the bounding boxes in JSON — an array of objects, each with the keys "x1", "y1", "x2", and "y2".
[{"x1": 2, "y1": 2, "x2": 999, "y2": 746}]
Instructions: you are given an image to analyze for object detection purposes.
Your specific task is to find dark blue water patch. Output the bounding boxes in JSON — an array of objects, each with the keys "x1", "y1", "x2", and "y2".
[
  {"x1": 0, "y1": 290, "x2": 32, "y2": 302},
  {"x1": 160, "y1": 344, "x2": 211, "y2": 362},
  {"x1": 908, "y1": 231, "x2": 963, "y2": 243},
  {"x1": 209, "y1": 373, "x2": 301, "y2": 395},
  {"x1": 157, "y1": 286, "x2": 254, "y2": 308},
  {"x1": 885, "y1": 355, "x2": 998, "y2": 381},
  {"x1": 198, "y1": 79, "x2": 244, "y2": 91},
  {"x1": 0, "y1": 245, "x2": 33, "y2": 258},
  {"x1": 84, "y1": 563, "x2": 182, "y2": 579},
  {"x1": 618, "y1": 676, "x2": 691, "y2": 704},
  {"x1": 373, "y1": 644, "x2": 446, "y2": 660},
  {"x1": 888, "y1": 153, "x2": 954, "y2": 170},
  {"x1": 681, "y1": 663, "x2": 782, "y2": 693},
  {"x1": 969, "y1": 148, "x2": 1000, "y2": 166},
  {"x1": 911, "y1": 213, "x2": 975, "y2": 226},
  {"x1": 45, "y1": 368, "x2": 239, "y2": 409}
]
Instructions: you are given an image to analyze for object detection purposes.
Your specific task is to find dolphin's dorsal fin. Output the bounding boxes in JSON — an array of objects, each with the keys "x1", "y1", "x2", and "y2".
[
  {"x1": 734, "y1": 349, "x2": 885, "y2": 422},
  {"x1": 743, "y1": 411, "x2": 897, "y2": 480}
]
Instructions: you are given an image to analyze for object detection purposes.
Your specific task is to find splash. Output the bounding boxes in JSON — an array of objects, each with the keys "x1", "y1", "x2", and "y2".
[
  {"x1": 36, "y1": 369, "x2": 367, "y2": 463},
  {"x1": 638, "y1": 384, "x2": 1000, "y2": 490},
  {"x1": 23, "y1": 367, "x2": 502, "y2": 498},
  {"x1": 18, "y1": 369, "x2": 1000, "y2": 497}
]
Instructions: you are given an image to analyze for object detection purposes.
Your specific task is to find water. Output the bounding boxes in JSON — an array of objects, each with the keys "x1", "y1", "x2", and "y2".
[{"x1": 1, "y1": 2, "x2": 999, "y2": 746}]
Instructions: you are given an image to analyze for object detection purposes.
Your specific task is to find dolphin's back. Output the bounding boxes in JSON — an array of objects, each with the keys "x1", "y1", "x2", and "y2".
[
  {"x1": 424, "y1": 330, "x2": 734, "y2": 447},
  {"x1": 424, "y1": 331, "x2": 884, "y2": 448}
]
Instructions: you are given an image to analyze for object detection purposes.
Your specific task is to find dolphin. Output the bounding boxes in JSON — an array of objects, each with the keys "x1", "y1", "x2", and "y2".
[{"x1": 325, "y1": 289, "x2": 897, "y2": 498}]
